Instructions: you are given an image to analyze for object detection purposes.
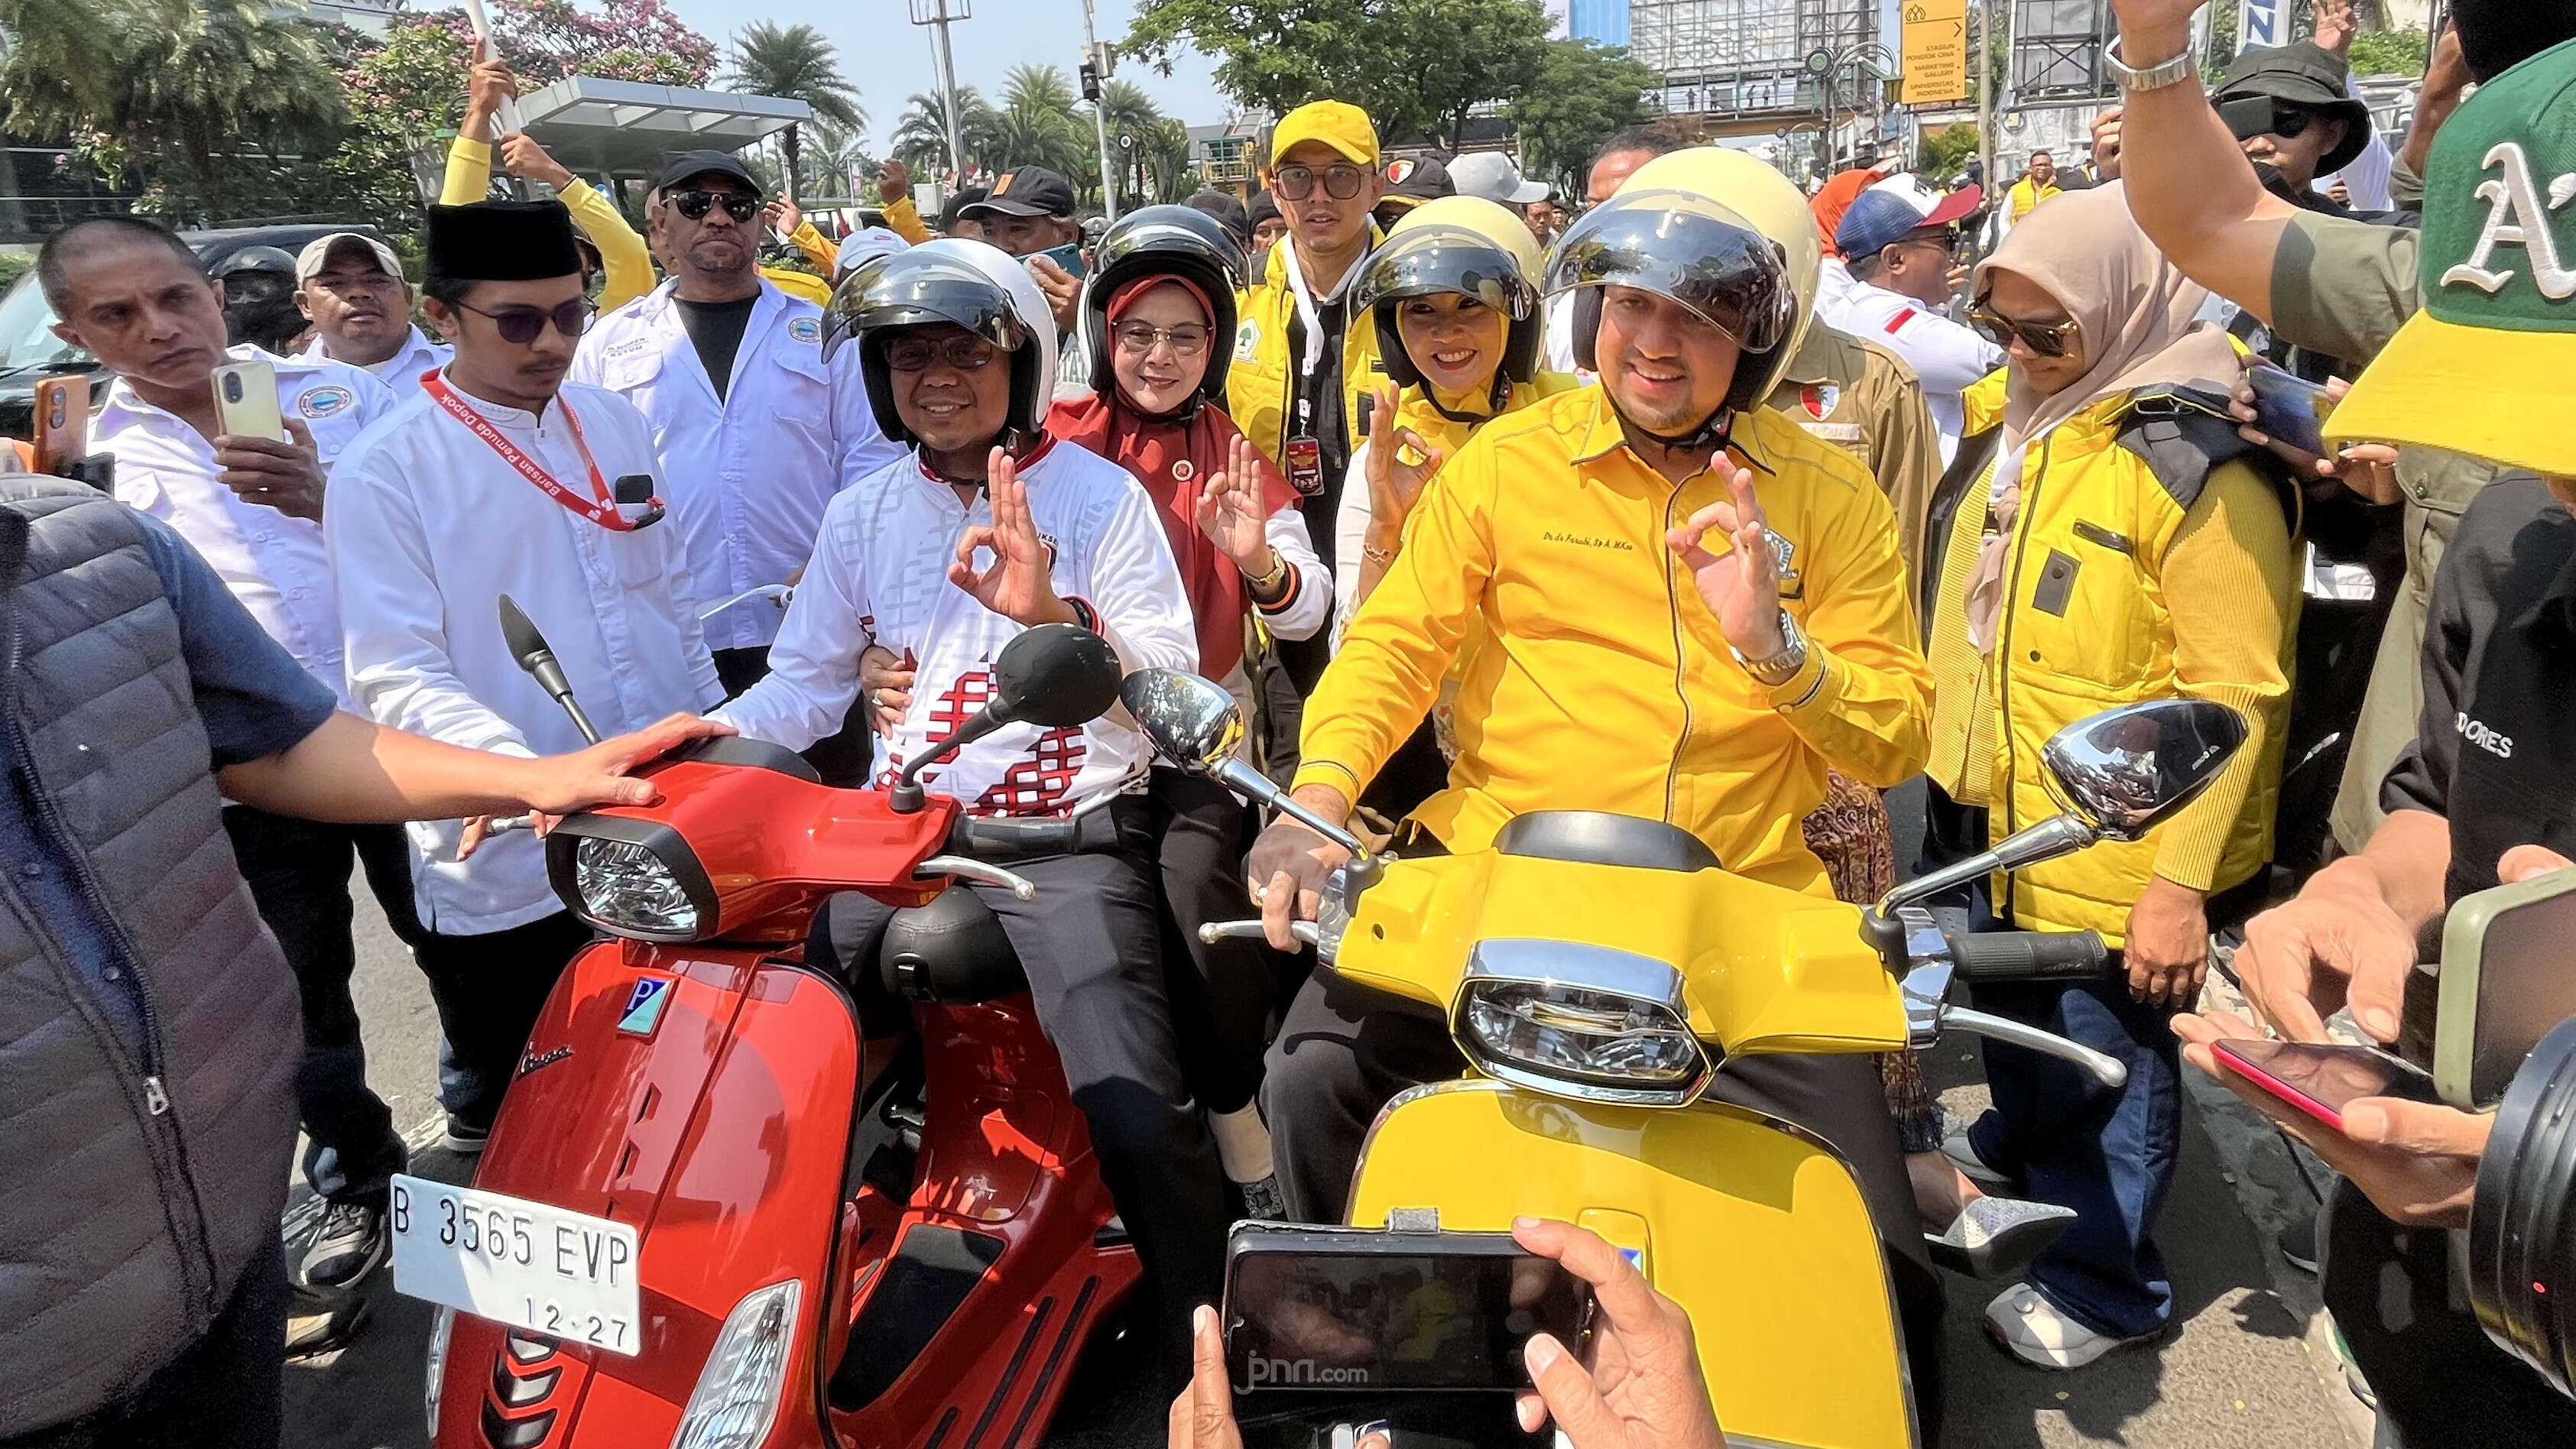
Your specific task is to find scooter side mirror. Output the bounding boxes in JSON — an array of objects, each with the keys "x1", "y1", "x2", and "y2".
[
  {"x1": 497, "y1": 593, "x2": 599, "y2": 744},
  {"x1": 2040, "y1": 698, "x2": 2247, "y2": 842},
  {"x1": 890, "y1": 624, "x2": 1120, "y2": 812},
  {"x1": 1119, "y1": 666, "x2": 1243, "y2": 773}
]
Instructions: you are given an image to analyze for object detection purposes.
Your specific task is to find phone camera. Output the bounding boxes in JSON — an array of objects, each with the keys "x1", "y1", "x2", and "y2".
[{"x1": 222, "y1": 374, "x2": 243, "y2": 404}]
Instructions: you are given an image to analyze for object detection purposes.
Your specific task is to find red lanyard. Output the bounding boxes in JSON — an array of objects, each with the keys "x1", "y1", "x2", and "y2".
[{"x1": 423, "y1": 375, "x2": 656, "y2": 532}]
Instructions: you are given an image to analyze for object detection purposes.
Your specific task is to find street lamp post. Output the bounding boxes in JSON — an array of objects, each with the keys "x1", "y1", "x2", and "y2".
[
  {"x1": 1805, "y1": 41, "x2": 1900, "y2": 173},
  {"x1": 908, "y1": 0, "x2": 971, "y2": 187}
]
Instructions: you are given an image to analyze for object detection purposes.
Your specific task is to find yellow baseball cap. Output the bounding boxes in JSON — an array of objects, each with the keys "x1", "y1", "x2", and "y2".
[{"x1": 1270, "y1": 100, "x2": 1380, "y2": 170}]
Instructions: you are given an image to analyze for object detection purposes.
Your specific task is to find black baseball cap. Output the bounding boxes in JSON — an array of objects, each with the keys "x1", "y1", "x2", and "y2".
[
  {"x1": 962, "y1": 167, "x2": 1077, "y2": 220},
  {"x1": 655, "y1": 149, "x2": 760, "y2": 195},
  {"x1": 1186, "y1": 190, "x2": 1251, "y2": 248}
]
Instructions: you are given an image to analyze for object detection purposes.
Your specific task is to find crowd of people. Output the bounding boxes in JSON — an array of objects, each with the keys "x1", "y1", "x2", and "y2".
[{"x1": 7, "y1": 0, "x2": 2576, "y2": 1445}]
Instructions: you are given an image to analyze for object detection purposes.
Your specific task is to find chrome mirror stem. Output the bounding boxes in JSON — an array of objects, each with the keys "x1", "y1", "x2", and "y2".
[
  {"x1": 1211, "y1": 755, "x2": 1374, "y2": 870},
  {"x1": 1871, "y1": 813, "x2": 2097, "y2": 923}
]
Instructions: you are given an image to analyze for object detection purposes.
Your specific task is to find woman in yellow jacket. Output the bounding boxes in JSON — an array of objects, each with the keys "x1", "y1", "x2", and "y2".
[
  {"x1": 1926, "y1": 183, "x2": 2300, "y2": 1370},
  {"x1": 1329, "y1": 196, "x2": 1570, "y2": 818}
]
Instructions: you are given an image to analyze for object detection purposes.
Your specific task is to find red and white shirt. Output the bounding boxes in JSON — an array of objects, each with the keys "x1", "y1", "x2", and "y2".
[
  {"x1": 712, "y1": 437, "x2": 1197, "y2": 816},
  {"x1": 1820, "y1": 278, "x2": 2003, "y2": 465}
]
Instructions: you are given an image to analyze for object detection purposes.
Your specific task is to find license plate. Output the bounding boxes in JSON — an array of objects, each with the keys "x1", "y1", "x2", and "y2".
[{"x1": 389, "y1": 1175, "x2": 641, "y2": 1356}]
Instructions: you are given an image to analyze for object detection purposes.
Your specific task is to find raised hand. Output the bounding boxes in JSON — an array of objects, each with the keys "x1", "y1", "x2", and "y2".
[
  {"x1": 498, "y1": 132, "x2": 574, "y2": 189},
  {"x1": 1196, "y1": 433, "x2": 1273, "y2": 575},
  {"x1": 948, "y1": 448, "x2": 1075, "y2": 627},
  {"x1": 1666, "y1": 465, "x2": 1788, "y2": 662},
  {"x1": 464, "y1": 38, "x2": 517, "y2": 140},
  {"x1": 1362, "y1": 381, "x2": 1445, "y2": 541},
  {"x1": 761, "y1": 196, "x2": 804, "y2": 239},
  {"x1": 878, "y1": 156, "x2": 912, "y2": 206}
]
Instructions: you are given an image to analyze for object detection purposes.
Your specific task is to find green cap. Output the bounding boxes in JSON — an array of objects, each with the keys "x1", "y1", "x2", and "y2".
[{"x1": 2328, "y1": 36, "x2": 2576, "y2": 475}]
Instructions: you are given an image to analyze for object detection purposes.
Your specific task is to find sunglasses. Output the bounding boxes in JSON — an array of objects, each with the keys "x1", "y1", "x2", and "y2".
[
  {"x1": 1966, "y1": 301, "x2": 2081, "y2": 358},
  {"x1": 1893, "y1": 227, "x2": 1960, "y2": 254},
  {"x1": 2218, "y1": 96, "x2": 2321, "y2": 143},
  {"x1": 1272, "y1": 163, "x2": 1367, "y2": 202},
  {"x1": 885, "y1": 333, "x2": 1001, "y2": 372},
  {"x1": 454, "y1": 297, "x2": 595, "y2": 345},
  {"x1": 668, "y1": 189, "x2": 759, "y2": 222}
]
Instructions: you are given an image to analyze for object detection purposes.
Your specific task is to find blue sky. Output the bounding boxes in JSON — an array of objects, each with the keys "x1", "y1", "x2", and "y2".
[{"x1": 663, "y1": 0, "x2": 1572, "y2": 154}]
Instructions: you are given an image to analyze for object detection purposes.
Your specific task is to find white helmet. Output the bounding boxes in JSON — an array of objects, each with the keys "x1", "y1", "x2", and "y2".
[{"x1": 824, "y1": 238, "x2": 1060, "y2": 448}]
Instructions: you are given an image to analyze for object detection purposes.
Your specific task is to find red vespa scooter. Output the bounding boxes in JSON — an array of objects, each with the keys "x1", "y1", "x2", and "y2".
[{"x1": 399, "y1": 611, "x2": 1145, "y2": 1449}]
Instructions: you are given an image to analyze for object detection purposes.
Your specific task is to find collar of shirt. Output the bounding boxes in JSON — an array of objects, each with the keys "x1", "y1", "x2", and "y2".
[
  {"x1": 625, "y1": 277, "x2": 787, "y2": 399},
  {"x1": 1564, "y1": 384, "x2": 1759, "y2": 480},
  {"x1": 297, "y1": 326, "x2": 448, "y2": 386}
]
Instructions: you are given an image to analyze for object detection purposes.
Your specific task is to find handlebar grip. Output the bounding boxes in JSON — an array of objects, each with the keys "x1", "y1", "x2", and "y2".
[
  {"x1": 948, "y1": 815, "x2": 1079, "y2": 856},
  {"x1": 1949, "y1": 930, "x2": 2114, "y2": 983}
]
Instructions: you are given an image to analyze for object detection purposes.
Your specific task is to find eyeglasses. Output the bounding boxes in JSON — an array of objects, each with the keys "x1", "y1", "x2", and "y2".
[
  {"x1": 1272, "y1": 164, "x2": 1367, "y2": 202},
  {"x1": 1113, "y1": 320, "x2": 1211, "y2": 357},
  {"x1": 1896, "y1": 227, "x2": 1960, "y2": 254},
  {"x1": 885, "y1": 333, "x2": 1001, "y2": 372},
  {"x1": 668, "y1": 189, "x2": 759, "y2": 222},
  {"x1": 1966, "y1": 302, "x2": 2081, "y2": 358},
  {"x1": 454, "y1": 297, "x2": 595, "y2": 345}
]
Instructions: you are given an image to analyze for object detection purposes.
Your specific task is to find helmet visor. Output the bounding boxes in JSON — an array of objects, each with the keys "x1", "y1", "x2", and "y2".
[
  {"x1": 1093, "y1": 209, "x2": 1245, "y2": 292},
  {"x1": 1352, "y1": 225, "x2": 1536, "y2": 321},
  {"x1": 823, "y1": 251, "x2": 1027, "y2": 364},
  {"x1": 1540, "y1": 188, "x2": 1794, "y2": 354}
]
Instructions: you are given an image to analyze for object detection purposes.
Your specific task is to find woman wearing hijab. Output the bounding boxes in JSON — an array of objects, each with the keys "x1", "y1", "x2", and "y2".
[{"x1": 1925, "y1": 183, "x2": 2301, "y2": 1370}]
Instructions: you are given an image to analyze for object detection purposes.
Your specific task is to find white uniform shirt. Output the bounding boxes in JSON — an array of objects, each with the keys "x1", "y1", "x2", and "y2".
[
  {"x1": 570, "y1": 280, "x2": 902, "y2": 653},
  {"x1": 296, "y1": 325, "x2": 453, "y2": 400},
  {"x1": 326, "y1": 376, "x2": 725, "y2": 935},
  {"x1": 1822, "y1": 278, "x2": 2003, "y2": 463},
  {"x1": 102, "y1": 344, "x2": 398, "y2": 709},
  {"x1": 714, "y1": 438, "x2": 1196, "y2": 816}
]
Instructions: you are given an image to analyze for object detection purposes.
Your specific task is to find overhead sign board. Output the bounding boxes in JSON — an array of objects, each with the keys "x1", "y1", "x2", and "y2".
[{"x1": 1900, "y1": 0, "x2": 1971, "y2": 105}]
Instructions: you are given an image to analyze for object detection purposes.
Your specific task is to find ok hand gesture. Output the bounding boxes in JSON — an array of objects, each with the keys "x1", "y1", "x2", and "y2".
[
  {"x1": 1195, "y1": 433, "x2": 1273, "y2": 575},
  {"x1": 1363, "y1": 382, "x2": 1445, "y2": 536},
  {"x1": 1666, "y1": 465, "x2": 1787, "y2": 662},
  {"x1": 949, "y1": 447, "x2": 1075, "y2": 628}
]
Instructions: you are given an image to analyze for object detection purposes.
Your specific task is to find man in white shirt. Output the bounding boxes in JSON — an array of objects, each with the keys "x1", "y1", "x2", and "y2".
[
  {"x1": 1825, "y1": 175, "x2": 2003, "y2": 462},
  {"x1": 571, "y1": 150, "x2": 899, "y2": 783},
  {"x1": 42, "y1": 213, "x2": 423, "y2": 1291},
  {"x1": 712, "y1": 240, "x2": 1225, "y2": 1375},
  {"x1": 292, "y1": 232, "x2": 452, "y2": 399},
  {"x1": 328, "y1": 200, "x2": 722, "y2": 1155},
  {"x1": 1540, "y1": 122, "x2": 1689, "y2": 378}
]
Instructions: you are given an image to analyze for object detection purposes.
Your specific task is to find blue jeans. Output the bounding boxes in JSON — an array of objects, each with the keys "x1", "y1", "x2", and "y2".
[{"x1": 1965, "y1": 976, "x2": 2181, "y2": 1339}]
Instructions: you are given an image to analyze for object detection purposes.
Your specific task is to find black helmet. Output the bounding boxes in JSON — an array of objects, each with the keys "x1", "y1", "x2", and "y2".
[
  {"x1": 1079, "y1": 204, "x2": 1244, "y2": 412},
  {"x1": 1353, "y1": 196, "x2": 1544, "y2": 413},
  {"x1": 823, "y1": 239, "x2": 1059, "y2": 449}
]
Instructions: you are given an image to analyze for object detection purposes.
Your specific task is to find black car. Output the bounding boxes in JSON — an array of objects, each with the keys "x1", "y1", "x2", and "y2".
[{"x1": 0, "y1": 221, "x2": 403, "y2": 439}]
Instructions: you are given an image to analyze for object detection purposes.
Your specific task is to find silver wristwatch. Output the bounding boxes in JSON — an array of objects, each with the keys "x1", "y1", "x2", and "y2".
[
  {"x1": 1732, "y1": 609, "x2": 1808, "y2": 687},
  {"x1": 2104, "y1": 39, "x2": 2198, "y2": 92}
]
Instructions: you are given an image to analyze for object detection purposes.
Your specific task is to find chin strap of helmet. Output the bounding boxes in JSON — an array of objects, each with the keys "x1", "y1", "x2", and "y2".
[
  {"x1": 1413, "y1": 370, "x2": 1517, "y2": 428},
  {"x1": 1611, "y1": 398, "x2": 1735, "y2": 453}
]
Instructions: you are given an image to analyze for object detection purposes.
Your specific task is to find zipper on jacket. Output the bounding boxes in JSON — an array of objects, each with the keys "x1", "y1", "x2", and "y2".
[
  {"x1": 1660, "y1": 480, "x2": 1695, "y2": 823},
  {"x1": 0, "y1": 592, "x2": 221, "y2": 1324},
  {"x1": 1995, "y1": 433, "x2": 2056, "y2": 864}
]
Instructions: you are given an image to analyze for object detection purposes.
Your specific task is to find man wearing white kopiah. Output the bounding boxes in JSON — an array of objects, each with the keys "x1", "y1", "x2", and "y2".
[
  {"x1": 569, "y1": 151, "x2": 901, "y2": 788},
  {"x1": 326, "y1": 199, "x2": 722, "y2": 1155},
  {"x1": 710, "y1": 239, "x2": 1226, "y2": 1376}
]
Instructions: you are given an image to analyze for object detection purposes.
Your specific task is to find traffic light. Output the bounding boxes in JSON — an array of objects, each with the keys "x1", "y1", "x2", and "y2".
[{"x1": 1080, "y1": 60, "x2": 1101, "y2": 102}]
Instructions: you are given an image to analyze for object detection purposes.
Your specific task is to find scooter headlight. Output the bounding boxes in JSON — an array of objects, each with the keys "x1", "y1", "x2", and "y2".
[
  {"x1": 546, "y1": 820, "x2": 717, "y2": 942},
  {"x1": 1451, "y1": 939, "x2": 1711, "y2": 1107},
  {"x1": 671, "y1": 1279, "x2": 801, "y2": 1449}
]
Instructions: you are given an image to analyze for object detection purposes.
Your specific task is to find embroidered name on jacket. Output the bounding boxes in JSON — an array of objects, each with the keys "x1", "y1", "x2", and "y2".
[
  {"x1": 1544, "y1": 530, "x2": 1634, "y2": 550},
  {"x1": 2458, "y1": 712, "x2": 2516, "y2": 759}
]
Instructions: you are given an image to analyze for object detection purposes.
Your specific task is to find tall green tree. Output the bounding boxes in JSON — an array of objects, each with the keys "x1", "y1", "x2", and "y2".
[
  {"x1": 1142, "y1": 115, "x2": 1196, "y2": 204},
  {"x1": 1096, "y1": 79, "x2": 1166, "y2": 208},
  {"x1": 1507, "y1": 38, "x2": 1659, "y2": 196},
  {"x1": 0, "y1": 0, "x2": 346, "y2": 223},
  {"x1": 993, "y1": 63, "x2": 1091, "y2": 188},
  {"x1": 1124, "y1": 0, "x2": 1549, "y2": 150},
  {"x1": 724, "y1": 21, "x2": 864, "y2": 199},
  {"x1": 892, "y1": 86, "x2": 1000, "y2": 179}
]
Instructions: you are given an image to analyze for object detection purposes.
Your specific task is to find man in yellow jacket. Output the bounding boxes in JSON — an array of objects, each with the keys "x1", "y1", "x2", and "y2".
[
  {"x1": 1229, "y1": 101, "x2": 1389, "y2": 770},
  {"x1": 1244, "y1": 170, "x2": 1948, "y2": 1420}
]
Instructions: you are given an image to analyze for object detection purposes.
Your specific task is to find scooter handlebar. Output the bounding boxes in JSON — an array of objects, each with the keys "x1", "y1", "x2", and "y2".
[
  {"x1": 1200, "y1": 919, "x2": 1320, "y2": 946},
  {"x1": 946, "y1": 815, "x2": 1080, "y2": 857},
  {"x1": 1948, "y1": 929, "x2": 2114, "y2": 983}
]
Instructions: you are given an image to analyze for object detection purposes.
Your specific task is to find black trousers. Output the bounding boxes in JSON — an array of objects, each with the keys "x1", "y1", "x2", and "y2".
[
  {"x1": 414, "y1": 911, "x2": 596, "y2": 1130},
  {"x1": 713, "y1": 644, "x2": 873, "y2": 787},
  {"x1": 1262, "y1": 964, "x2": 1948, "y2": 1434},
  {"x1": 808, "y1": 809, "x2": 1228, "y2": 1374},
  {"x1": 1147, "y1": 768, "x2": 1273, "y2": 1117},
  {"x1": 2, "y1": 1235, "x2": 287, "y2": 1449},
  {"x1": 220, "y1": 806, "x2": 423, "y2": 1206}
]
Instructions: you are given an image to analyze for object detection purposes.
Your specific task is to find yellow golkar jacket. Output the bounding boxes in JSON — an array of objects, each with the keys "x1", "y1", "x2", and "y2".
[
  {"x1": 1298, "y1": 385, "x2": 1932, "y2": 899},
  {"x1": 1228, "y1": 229, "x2": 1387, "y2": 472},
  {"x1": 1928, "y1": 372, "x2": 2302, "y2": 941}
]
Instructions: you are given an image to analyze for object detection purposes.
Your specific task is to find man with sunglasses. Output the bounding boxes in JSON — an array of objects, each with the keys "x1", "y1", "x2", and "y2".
[
  {"x1": 572, "y1": 151, "x2": 897, "y2": 786},
  {"x1": 328, "y1": 199, "x2": 723, "y2": 1156},
  {"x1": 1230, "y1": 101, "x2": 1389, "y2": 775},
  {"x1": 1827, "y1": 176, "x2": 2003, "y2": 463},
  {"x1": 2211, "y1": 42, "x2": 2375, "y2": 211}
]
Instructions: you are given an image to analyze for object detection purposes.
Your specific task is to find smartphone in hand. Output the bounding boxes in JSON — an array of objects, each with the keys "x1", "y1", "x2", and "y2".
[
  {"x1": 31, "y1": 375, "x2": 87, "y2": 475},
  {"x1": 1035, "y1": 242, "x2": 1088, "y2": 279},
  {"x1": 210, "y1": 358, "x2": 285, "y2": 442},
  {"x1": 2213, "y1": 1038, "x2": 2442, "y2": 1132},
  {"x1": 2243, "y1": 363, "x2": 2334, "y2": 458}
]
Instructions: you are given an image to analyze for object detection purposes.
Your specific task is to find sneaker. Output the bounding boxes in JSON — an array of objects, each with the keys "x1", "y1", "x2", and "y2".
[
  {"x1": 443, "y1": 1114, "x2": 489, "y2": 1155},
  {"x1": 2278, "y1": 1207, "x2": 2320, "y2": 1275},
  {"x1": 284, "y1": 1282, "x2": 369, "y2": 1360},
  {"x1": 1941, "y1": 1125, "x2": 2017, "y2": 1192},
  {"x1": 1237, "y1": 1175, "x2": 1290, "y2": 1222},
  {"x1": 1983, "y1": 1282, "x2": 2160, "y2": 1370},
  {"x1": 303, "y1": 1201, "x2": 388, "y2": 1289}
]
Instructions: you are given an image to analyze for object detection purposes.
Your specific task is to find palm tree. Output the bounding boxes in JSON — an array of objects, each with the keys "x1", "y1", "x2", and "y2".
[
  {"x1": 803, "y1": 122, "x2": 868, "y2": 201},
  {"x1": 1002, "y1": 63, "x2": 1078, "y2": 119},
  {"x1": 1, "y1": 0, "x2": 344, "y2": 222},
  {"x1": 892, "y1": 87, "x2": 998, "y2": 179},
  {"x1": 1096, "y1": 79, "x2": 1164, "y2": 207},
  {"x1": 723, "y1": 21, "x2": 863, "y2": 199},
  {"x1": 1143, "y1": 117, "x2": 1195, "y2": 205}
]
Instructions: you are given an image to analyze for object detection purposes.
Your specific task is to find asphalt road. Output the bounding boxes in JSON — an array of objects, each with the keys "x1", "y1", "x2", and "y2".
[{"x1": 281, "y1": 786, "x2": 2373, "y2": 1449}]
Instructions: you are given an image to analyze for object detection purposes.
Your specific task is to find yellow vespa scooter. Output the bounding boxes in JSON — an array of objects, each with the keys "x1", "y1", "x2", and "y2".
[{"x1": 1121, "y1": 670, "x2": 2247, "y2": 1449}]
